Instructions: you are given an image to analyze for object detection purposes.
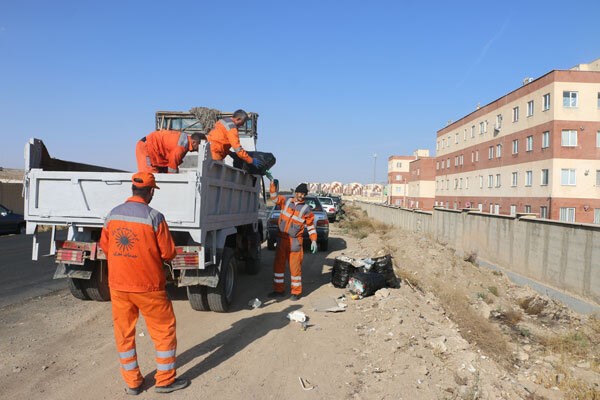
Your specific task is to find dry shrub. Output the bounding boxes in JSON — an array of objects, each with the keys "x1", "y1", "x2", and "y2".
[
  {"x1": 338, "y1": 205, "x2": 391, "y2": 238},
  {"x1": 494, "y1": 309, "x2": 523, "y2": 327},
  {"x1": 542, "y1": 331, "x2": 590, "y2": 359},
  {"x1": 560, "y1": 377, "x2": 600, "y2": 400},
  {"x1": 488, "y1": 286, "x2": 499, "y2": 297},
  {"x1": 433, "y1": 283, "x2": 513, "y2": 368}
]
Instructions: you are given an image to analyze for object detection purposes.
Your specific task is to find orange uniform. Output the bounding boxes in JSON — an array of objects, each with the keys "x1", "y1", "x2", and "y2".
[
  {"x1": 270, "y1": 182, "x2": 317, "y2": 295},
  {"x1": 136, "y1": 130, "x2": 193, "y2": 173},
  {"x1": 207, "y1": 118, "x2": 253, "y2": 163},
  {"x1": 99, "y1": 195, "x2": 178, "y2": 389}
]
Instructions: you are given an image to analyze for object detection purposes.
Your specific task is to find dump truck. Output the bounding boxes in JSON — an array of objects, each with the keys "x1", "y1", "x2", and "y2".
[{"x1": 23, "y1": 110, "x2": 268, "y2": 312}]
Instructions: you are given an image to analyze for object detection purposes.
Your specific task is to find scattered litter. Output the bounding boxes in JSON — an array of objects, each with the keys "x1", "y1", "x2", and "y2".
[
  {"x1": 298, "y1": 377, "x2": 316, "y2": 391},
  {"x1": 287, "y1": 310, "x2": 307, "y2": 323},
  {"x1": 312, "y1": 297, "x2": 347, "y2": 312},
  {"x1": 348, "y1": 272, "x2": 387, "y2": 297},
  {"x1": 248, "y1": 298, "x2": 262, "y2": 309},
  {"x1": 331, "y1": 253, "x2": 400, "y2": 290}
]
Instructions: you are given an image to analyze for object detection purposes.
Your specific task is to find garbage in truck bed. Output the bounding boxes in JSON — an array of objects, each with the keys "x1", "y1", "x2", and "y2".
[
  {"x1": 231, "y1": 151, "x2": 276, "y2": 176},
  {"x1": 331, "y1": 253, "x2": 400, "y2": 295}
]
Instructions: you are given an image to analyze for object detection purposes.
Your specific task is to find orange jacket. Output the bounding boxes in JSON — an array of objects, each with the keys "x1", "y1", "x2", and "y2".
[
  {"x1": 144, "y1": 130, "x2": 193, "y2": 173},
  {"x1": 99, "y1": 196, "x2": 176, "y2": 292},
  {"x1": 270, "y1": 182, "x2": 317, "y2": 243},
  {"x1": 207, "y1": 118, "x2": 253, "y2": 163}
]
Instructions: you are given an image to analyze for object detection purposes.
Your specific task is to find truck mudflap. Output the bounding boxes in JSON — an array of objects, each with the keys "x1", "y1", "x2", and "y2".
[{"x1": 172, "y1": 246, "x2": 220, "y2": 288}]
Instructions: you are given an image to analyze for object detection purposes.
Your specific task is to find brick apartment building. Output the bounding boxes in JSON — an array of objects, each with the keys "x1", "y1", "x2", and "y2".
[
  {"x1": 406, "y1": 152, "x2": 436, "y2": 210},
  {"x1": 435, "y1": 58, "x2": 600, "y2": 223}
]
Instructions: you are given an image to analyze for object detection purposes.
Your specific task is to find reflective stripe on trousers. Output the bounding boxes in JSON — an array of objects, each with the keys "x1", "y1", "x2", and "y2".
[{"x1": 272, "y1": 236, "x2": 304, "y2": 295}]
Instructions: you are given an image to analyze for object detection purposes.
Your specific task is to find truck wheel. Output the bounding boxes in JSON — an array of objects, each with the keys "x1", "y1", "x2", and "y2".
[
  {"x1": 67, "y1": 278, "x2": 90, "y2": 300},
  {"x1": 83, "y1": 261, "x2": 111, "y2": 301},
  {"x1": 207, "y1": 248, "x2": 237, "y2": 312},
  {"x1": 267, "y1": 238, "x2": 276, "y2": 250},
  {"x1": 319, "y1": 240, "x2": 329, "y2": 251},
  {"x1": 187, "y1": 285, "x2": 210, "y2": 311}
]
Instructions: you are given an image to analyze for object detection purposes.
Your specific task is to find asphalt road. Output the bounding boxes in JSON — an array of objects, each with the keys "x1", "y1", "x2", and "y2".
[{"x1": 0, "y1": 231, "x2": 67, "y2": 308}]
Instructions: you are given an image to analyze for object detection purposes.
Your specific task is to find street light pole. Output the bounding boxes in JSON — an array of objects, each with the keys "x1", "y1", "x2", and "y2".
[{"x1": 373, "y1": 153, "x2": 377, "y2": 184}]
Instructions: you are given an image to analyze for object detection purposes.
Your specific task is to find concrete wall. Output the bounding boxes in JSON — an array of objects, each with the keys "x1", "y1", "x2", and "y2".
[
  {"x1": 0, "y1": 182, "x2": 23, "y2": 214},
  {"x1": 356, "y1": 201, "x2": 600, "y2": 307}
]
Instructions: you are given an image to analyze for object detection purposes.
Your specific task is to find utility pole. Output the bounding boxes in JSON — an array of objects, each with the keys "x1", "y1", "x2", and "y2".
[{"x1": 372, "y1": 153, "x2": 377, "y2": 184}]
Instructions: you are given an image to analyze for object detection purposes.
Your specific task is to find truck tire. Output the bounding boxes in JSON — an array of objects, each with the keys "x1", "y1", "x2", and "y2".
[
  {"x1": 187, "y1": 285, "x2": 210, "y2": 311},
  {"x1": 207, "y1": 248, "x2": 237, "y2": 312},
  {"x1": 83, "y1": 261, "x2": 111, "y2": 302},
  {"x1": 319, "y1": 239, "x2": 329, "y2": 251},
  {"x1": 67, "y1": 278, "x2": 90, "y2": 300}
]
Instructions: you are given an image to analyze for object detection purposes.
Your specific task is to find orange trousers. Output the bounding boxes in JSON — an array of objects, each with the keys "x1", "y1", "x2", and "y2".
[
  {"x1": 273, "y1": 237, "x2": 304, "y2": 295},
  {"x1": 135, "y1": 141, "x2": 157, "y2": 173},
  {"x1": 110, "y1": 289, "x2": 177, "y2": 388}
]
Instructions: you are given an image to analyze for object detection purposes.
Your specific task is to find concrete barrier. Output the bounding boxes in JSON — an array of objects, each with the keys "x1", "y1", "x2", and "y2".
[
  {"x1": 355, "y1": 201, "x2": 600, "y2": 311},
  {"x1": 0, "y1": 182, "x2": 23, "y2": 214}
]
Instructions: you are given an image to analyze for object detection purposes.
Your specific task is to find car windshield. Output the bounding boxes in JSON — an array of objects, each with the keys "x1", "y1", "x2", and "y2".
[
  {"x1": 318, "y1": 197, "x2": 333, "y2": 205},
  {"x1": 273, "y1": 196, "x2": 323, "y2": 212}
]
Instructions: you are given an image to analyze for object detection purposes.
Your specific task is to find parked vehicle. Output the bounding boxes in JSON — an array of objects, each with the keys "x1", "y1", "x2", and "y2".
[
  {"x1": 0, "y1": 204, "x2": 25, "y2": 235},
  {"x1": 318, "y1": 196, "x2": 337, "y2": 222},
  {"x1": 266, "y1": 195, "x2": 329, "y2": 251},
  {"x1": 23, "y1": 109, "x2": 268, "y2": 313},
  {"x1": 329, "y1": 195, "x2": 342, "y2": 210}
]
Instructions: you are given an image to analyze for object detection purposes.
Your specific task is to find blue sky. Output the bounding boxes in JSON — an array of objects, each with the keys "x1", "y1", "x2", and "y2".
[{"x1": 1, "y1": 1, "x2": 599, "y2": 189}]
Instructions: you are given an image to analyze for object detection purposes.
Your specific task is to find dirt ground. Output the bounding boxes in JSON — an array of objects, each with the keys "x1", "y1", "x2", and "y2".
[{"x1": 0, "y1": 206, "x2": 598, "y2": 399}]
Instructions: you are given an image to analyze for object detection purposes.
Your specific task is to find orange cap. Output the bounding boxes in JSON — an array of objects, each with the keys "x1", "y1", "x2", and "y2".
[{"x1": 132, "y1": 172, "x2": 160, "y2": 189}]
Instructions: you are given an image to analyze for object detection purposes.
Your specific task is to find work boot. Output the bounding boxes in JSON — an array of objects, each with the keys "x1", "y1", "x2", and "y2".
[
  {"x1": 290, "y1": 294, "x2": 301, "y2": 301},
  {"x1": 267, "y1": 291, "x2": 285, "y2": 298},
  {"x1": 155, "y1": 378, "x2": 190, "y2": 393},
  {"x1": 125, "y1": 385, "x2": 142, "y2": 396}
]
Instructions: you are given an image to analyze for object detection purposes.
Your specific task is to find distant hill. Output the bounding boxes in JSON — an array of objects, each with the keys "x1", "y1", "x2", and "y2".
[{"x1": 0, "y1": 168, "x2": 24, "y2": 182}]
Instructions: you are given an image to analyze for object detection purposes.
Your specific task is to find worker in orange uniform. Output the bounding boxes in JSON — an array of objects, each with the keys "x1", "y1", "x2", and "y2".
[
  {"x1": 136, "y1": 130, "x2": 204, "y2": 173},
  {"x1": 268, "y1": 180, "x2": 317, "y2": 301},
  {"x1": 207, "y1": 109, "x2": 263, "y2": 169},
  {"x1": 99, "y1": 172, "x2": 189, "y2": 395}
]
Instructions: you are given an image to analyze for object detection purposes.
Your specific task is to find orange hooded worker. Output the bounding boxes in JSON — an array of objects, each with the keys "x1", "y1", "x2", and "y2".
[
  {"x1": 136, "y1": 130, "x2": 203, "y2": 173},
  {"x1": 268, "y1": 180, "x2": 317, "y2": 301},
  {"x1": 207, "y1": 109, "x2": 263, "y2": 169},
  {"x1": 99, "y1": 172, "x2": 189, "y2": 395}
]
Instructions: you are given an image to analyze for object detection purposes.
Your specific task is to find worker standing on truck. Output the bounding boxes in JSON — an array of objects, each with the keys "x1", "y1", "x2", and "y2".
[
  {"x1": 136, "y1": 130, "x2": 204, "y2": 173},
  {"x1": 268, "y1": 180, "x2": 318, "y2": 301},
  {"x1": 99, "y1": 172, "x2": 190, "y2": 395},
  {"x1": 207, "y1": 109, "x2": 263, "y2": 168}
]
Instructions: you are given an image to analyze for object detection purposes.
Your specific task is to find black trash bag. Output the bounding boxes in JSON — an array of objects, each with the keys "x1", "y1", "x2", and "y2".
[
  {"x1": 348, "y1": 272, "x2": 387, "y2": 297},
  {"x1": 372, "y1": 254, "x2": 400, "y2": 288},
  {"x1": 231, "y1": 151, "x2": 276, "y2": 175},
  {"x1": 331, "y1": 257, "x2": 357, "y2": 288}
]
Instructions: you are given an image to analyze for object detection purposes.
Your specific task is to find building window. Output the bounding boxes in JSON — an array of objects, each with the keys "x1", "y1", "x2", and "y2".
[
  {"x1": 464, "y1": 129, "x2": 467, "y2": 141},
  {"x1": 471, "y1": 151, "x2": 474, "y2": 163},
  {"x1": 479, "y1": 121, "x2": 485, "y2": 134},
  {"x1": 512, "y1": 106, "x2": 519, "y2": 122},
  {"x1": 512, "y1": 139, "x2": 519, "y2": 154},
  {"x1": 496, "y1": 114, "x2": 502, "y2": 129},
  {"x1": 596, "y1": 170, "x2": 600, "y2": 186},
  {"x1": 471, "y1": 125, "x2": 475, "y2": 138},
  {"x1": 454, "y1": 156, "x2": 458, "y2": 167},
  {"x1": 527, "y1": 100, "x2": 534, "y2": 117},
  {"x1": 510, "y1": 205, "x2": 517, "y2": 216},
  {"x1": 465, "y1": 177, "x2": 469, "y2": 189},
  {"x1": 475, "y1": 150, "x2": 479, "y2": 162},
  {"x1": 396, "y1": 162, "x2": 402, "y2": 168},
  {"x1": 436, "y1": 161, "x2": 439, "y2": 170},
  {"x1": 540, "y1": 206, "x2": 548, "y2": 219},
  {"x1": 561, "y1": 130, "x2": 578, "y2": 147},
  {"x1": 598, "y1": 93, "x2": 600, "y2": 108},
  {"x1": 511, "y1": 172, "x2": 518, "y2": 187},
  {"x1": 560, "y1": 168, "x2": 576, "y2": 186},
  {"x1": 526, "y1": 135, "x2": 533, "y2": 152},
  {"x1": 543, "y1": 93, "x2": 551, "y2": 111},
  {"x1": 488, "y1": 146, "x2": 494, "y2": 159},
  {"x1": 594, "y1": 209, "x2": 600, "y2": 224},
  {"x1": 446, "y1": 159, "x2": 450, "y2": 168},
  {"x1": 563, "y1": 91, "x2": 578, "y2": 108},
  {"x1": 488, "y1": 175, "x2": 493, "y2": 188},
  {"x1": 525, "y1": 205, "x2": 532, "y2": 213},
  {"x1": 541, "y1": 169, "x2": 549, "y2": 185},
  {"x1": 395, "y1": 175, "x2": 401, "y2": 181},
  {"x1": 479, "y1": 175, "x2": 483, "y2": 188},
  {"x1": 559, "y1": 207, "x2": 576, "y2": 223},
  {"x1": 495, "y1": 174, "x2": 501, "y2": 187},
  {"x1": 525, "y1": 170, "x2": 532, "y2": 186},
  {"x1": 542, "y1": 131, "x2": 550, "y2": 148},
  {"x1": 459, "y1": 155, "x2": 464, "y2": 165},
  {"x1": 496, "y1": 144, "x2": 502, "y2": 158},
  {"x1": 596, "y1": 131, "x2": 600, "y2": 147},
  {"x1": 455, "y1": 132, "x2": 459, "y2": 144},
  {"x1": 454, "y1": 179, "x2": 458, "y2": 189},
  {"x1": 459, "y1": 178, "x2": 463, "y2": 189}
]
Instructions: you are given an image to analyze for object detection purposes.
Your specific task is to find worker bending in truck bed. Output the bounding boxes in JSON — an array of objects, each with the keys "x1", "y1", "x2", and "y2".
[
  {"x1": 99, "y1": 172, "x2": 189, "y2": 395},
  {"x1": 268, "y1": 180, "x2": 317, "y2": 301},
  {"x1": 136, "y1": 130, "x2": 204, "y2": 173},
  {"x1": 207, "y1": 109, "x2": 263, "y2": 169}
]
